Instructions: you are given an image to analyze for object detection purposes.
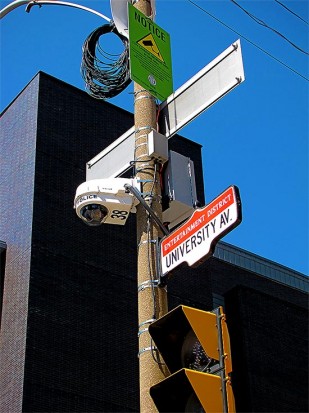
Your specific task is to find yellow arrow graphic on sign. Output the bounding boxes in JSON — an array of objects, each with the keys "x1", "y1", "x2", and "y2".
[{"x1": 137, "y1": 33, "x2": 164, "y2": 62}]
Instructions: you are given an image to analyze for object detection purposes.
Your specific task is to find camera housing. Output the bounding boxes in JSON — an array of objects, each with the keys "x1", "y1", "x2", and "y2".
[{"x1": 74, "y1": 178, "x2": 140, "y2": 226}]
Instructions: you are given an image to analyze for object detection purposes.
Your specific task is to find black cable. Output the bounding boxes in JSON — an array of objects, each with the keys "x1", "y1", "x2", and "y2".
[
  {"x1": 147, "y1": 162, "x2": 159, "y2": 319},
  {"x1": 81, "y1": 22, "x2": 131, "y2": 99},
  {"x1": 274, "y1": 0, "x2": 308, "y2": 25},
  {"x1": 230, "y1": 0, "x2": 309, "y2": 55},
  {"x1": 188, "y1": 0, "x2": 309, "y2": 82}
]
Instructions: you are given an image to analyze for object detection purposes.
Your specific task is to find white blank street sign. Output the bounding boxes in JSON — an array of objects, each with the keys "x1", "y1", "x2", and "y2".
[
  {"x1": 86, "y1": 40, "x2": 245, "y2": 180},
  {"x1": 87, "y1": 126, "x2": 135, "y2": 180},
  {"x1": 158, "y1": 39, "x2": 244, "y2": 137}
]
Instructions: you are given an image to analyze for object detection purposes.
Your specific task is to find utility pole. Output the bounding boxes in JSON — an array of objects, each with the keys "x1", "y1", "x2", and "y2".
[{"x1": 133, "y1": 1, "x2": 168, "y2": 412}]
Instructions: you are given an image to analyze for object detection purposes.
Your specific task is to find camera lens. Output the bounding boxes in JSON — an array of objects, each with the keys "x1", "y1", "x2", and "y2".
[{"x1": 80, "y1": 204, "x2": 108, "y2": 226}]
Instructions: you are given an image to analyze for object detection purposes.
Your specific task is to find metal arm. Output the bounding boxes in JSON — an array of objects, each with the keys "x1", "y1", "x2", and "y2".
[
  {"x1": 1, "y1": 0, "x2": 111, "y2": 21},
  {"x1": 124, "y1": 184, "x2": 169, "y2": 237}
]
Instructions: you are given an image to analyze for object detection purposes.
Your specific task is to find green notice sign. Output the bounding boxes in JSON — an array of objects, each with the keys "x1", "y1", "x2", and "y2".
[{"x1": 128, "y1": 3, "x2": 173, "y2": 101}]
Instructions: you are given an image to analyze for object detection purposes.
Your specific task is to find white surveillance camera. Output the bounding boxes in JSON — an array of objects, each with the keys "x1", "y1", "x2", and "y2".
[{"x1": 74, "y1": 178, "x2": 140, "y2": 226}]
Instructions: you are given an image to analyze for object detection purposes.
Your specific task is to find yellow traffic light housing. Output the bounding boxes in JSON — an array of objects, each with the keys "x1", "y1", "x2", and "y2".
[
  {"x1": 150, "y1": 368, "x2": 235, "y2": 412},
  {"x1": 149, "y1": 305, "x2": 235, "y2": 412}
]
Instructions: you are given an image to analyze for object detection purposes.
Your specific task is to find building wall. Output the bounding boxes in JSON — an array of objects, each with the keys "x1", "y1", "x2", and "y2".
[
  {"x1": 225, "y1": 285, "x2": 308, "y2": 412},
  {"x1": 0, "y1": 76, "x2": 39, "y2": 413},
  {"x1": 0, "y1": 72, "x2": 307, "y2": 412}
]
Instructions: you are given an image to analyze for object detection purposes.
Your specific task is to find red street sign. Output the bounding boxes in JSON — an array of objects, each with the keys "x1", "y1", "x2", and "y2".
[{"x1": 160, "y1": 185, "x2": 242, "y2": 277}]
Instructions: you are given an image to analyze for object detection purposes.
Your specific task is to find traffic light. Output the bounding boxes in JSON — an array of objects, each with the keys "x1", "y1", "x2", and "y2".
[{"x1": 148, "y1": 305, "x2": 235, "y2": 412}]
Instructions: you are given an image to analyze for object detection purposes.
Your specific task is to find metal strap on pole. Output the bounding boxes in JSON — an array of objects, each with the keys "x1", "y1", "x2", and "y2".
[
  {"x1": 138, "y1": 346, "x2": 157, "y2": 357},
  {"x1": 138, "y1": 279, "x2": 160, "y2": 292},
  {"x1": 138, "y1": 318, "x2": 156, "y2": 338}
]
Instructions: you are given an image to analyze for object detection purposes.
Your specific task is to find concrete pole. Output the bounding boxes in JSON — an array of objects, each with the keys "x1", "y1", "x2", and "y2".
[{"x1": 133, "y1": 1, "x2": 168, "y2": 412}]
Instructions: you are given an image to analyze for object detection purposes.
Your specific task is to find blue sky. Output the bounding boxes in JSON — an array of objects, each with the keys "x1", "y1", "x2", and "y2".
[{"x1": 1, "y1": 0, "x2": 308, "y2": 275}]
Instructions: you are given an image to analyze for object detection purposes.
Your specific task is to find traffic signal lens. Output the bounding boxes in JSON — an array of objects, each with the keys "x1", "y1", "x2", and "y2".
[
  {"x1": 181, "y1": 330, "x2": 212, "y2": 372},
  {"x1": 149, "y1": 306, "x2": 236, "y2": 412},
  {"x1": 184, "y1": 392, "x2": 204, "y2": 412}
]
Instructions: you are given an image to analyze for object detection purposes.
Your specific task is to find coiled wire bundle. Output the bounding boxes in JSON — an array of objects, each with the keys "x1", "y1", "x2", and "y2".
[{"x1": 81, "y1": 22, "x2": 131, "y2": 99}]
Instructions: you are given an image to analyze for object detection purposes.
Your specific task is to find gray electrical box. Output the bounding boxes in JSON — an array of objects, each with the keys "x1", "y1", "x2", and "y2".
[
  {"x1": 162, "y1": 151, "x2": 198, "y2": 230},
  {"x1": 147, "y1": 130, "x2": 168, "y2": 164}
]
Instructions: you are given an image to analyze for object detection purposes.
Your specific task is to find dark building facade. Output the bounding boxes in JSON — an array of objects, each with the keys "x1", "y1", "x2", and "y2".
[{"x1": 0, "y1": 72, "x2": 308, "y2": 413}]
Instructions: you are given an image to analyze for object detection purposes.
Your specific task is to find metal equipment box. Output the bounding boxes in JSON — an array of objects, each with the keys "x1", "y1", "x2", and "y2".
[{"x1": 162, "y1": 151, "x2": 198, "y2": 230}]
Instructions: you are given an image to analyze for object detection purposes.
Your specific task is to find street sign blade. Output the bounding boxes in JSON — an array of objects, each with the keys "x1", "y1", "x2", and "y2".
[
  {"x1": 86, "y1": 126, "x2": 135, "y2": 181},
  {"x1": 160, "y1": 185, "x2": 242, "y2": 277},
  {"x1": 86, "y1": 40, "x2": 245, "y2": 179},
  {"x1": 158, "y1": 40, "x2": 245, "y2": 137}
]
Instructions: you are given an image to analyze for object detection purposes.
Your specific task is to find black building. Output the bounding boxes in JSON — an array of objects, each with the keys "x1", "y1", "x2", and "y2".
[{"x1": 0, "y1": 72, "x2": 308, "y2": 413}]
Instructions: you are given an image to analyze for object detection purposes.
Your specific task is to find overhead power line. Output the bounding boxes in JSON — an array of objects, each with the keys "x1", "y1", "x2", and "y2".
[
  {"x1": 230, "y1": 0, "x2": 309, "y2": 56},
  {"x1": 188, "y1": 0, "x2": 309, "y2": 82},
  {"x1": 274, "y1": 0, "x2": 308, "y2": 25}
]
